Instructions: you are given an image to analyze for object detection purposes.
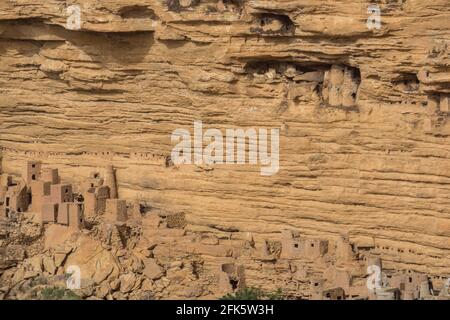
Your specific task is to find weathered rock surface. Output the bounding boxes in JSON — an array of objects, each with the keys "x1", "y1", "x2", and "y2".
[{"x1": 0, "y1": 0, "x2": 450, "y2": 299}]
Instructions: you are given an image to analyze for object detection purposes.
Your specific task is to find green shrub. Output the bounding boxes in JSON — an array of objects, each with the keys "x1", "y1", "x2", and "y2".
[{"x1": 220, "y1": 287, "x2": 285, "y2": 300}]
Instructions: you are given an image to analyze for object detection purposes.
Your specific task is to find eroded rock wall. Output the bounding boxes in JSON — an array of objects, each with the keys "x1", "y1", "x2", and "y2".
[{"x1": 1, "y1": 0, "x2": 450, "y2": 278}]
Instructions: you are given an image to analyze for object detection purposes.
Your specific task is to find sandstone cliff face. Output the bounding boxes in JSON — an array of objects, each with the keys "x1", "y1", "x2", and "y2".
[{"x1": 1, "y1": 0, "x2": 450, "y2": 283}]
